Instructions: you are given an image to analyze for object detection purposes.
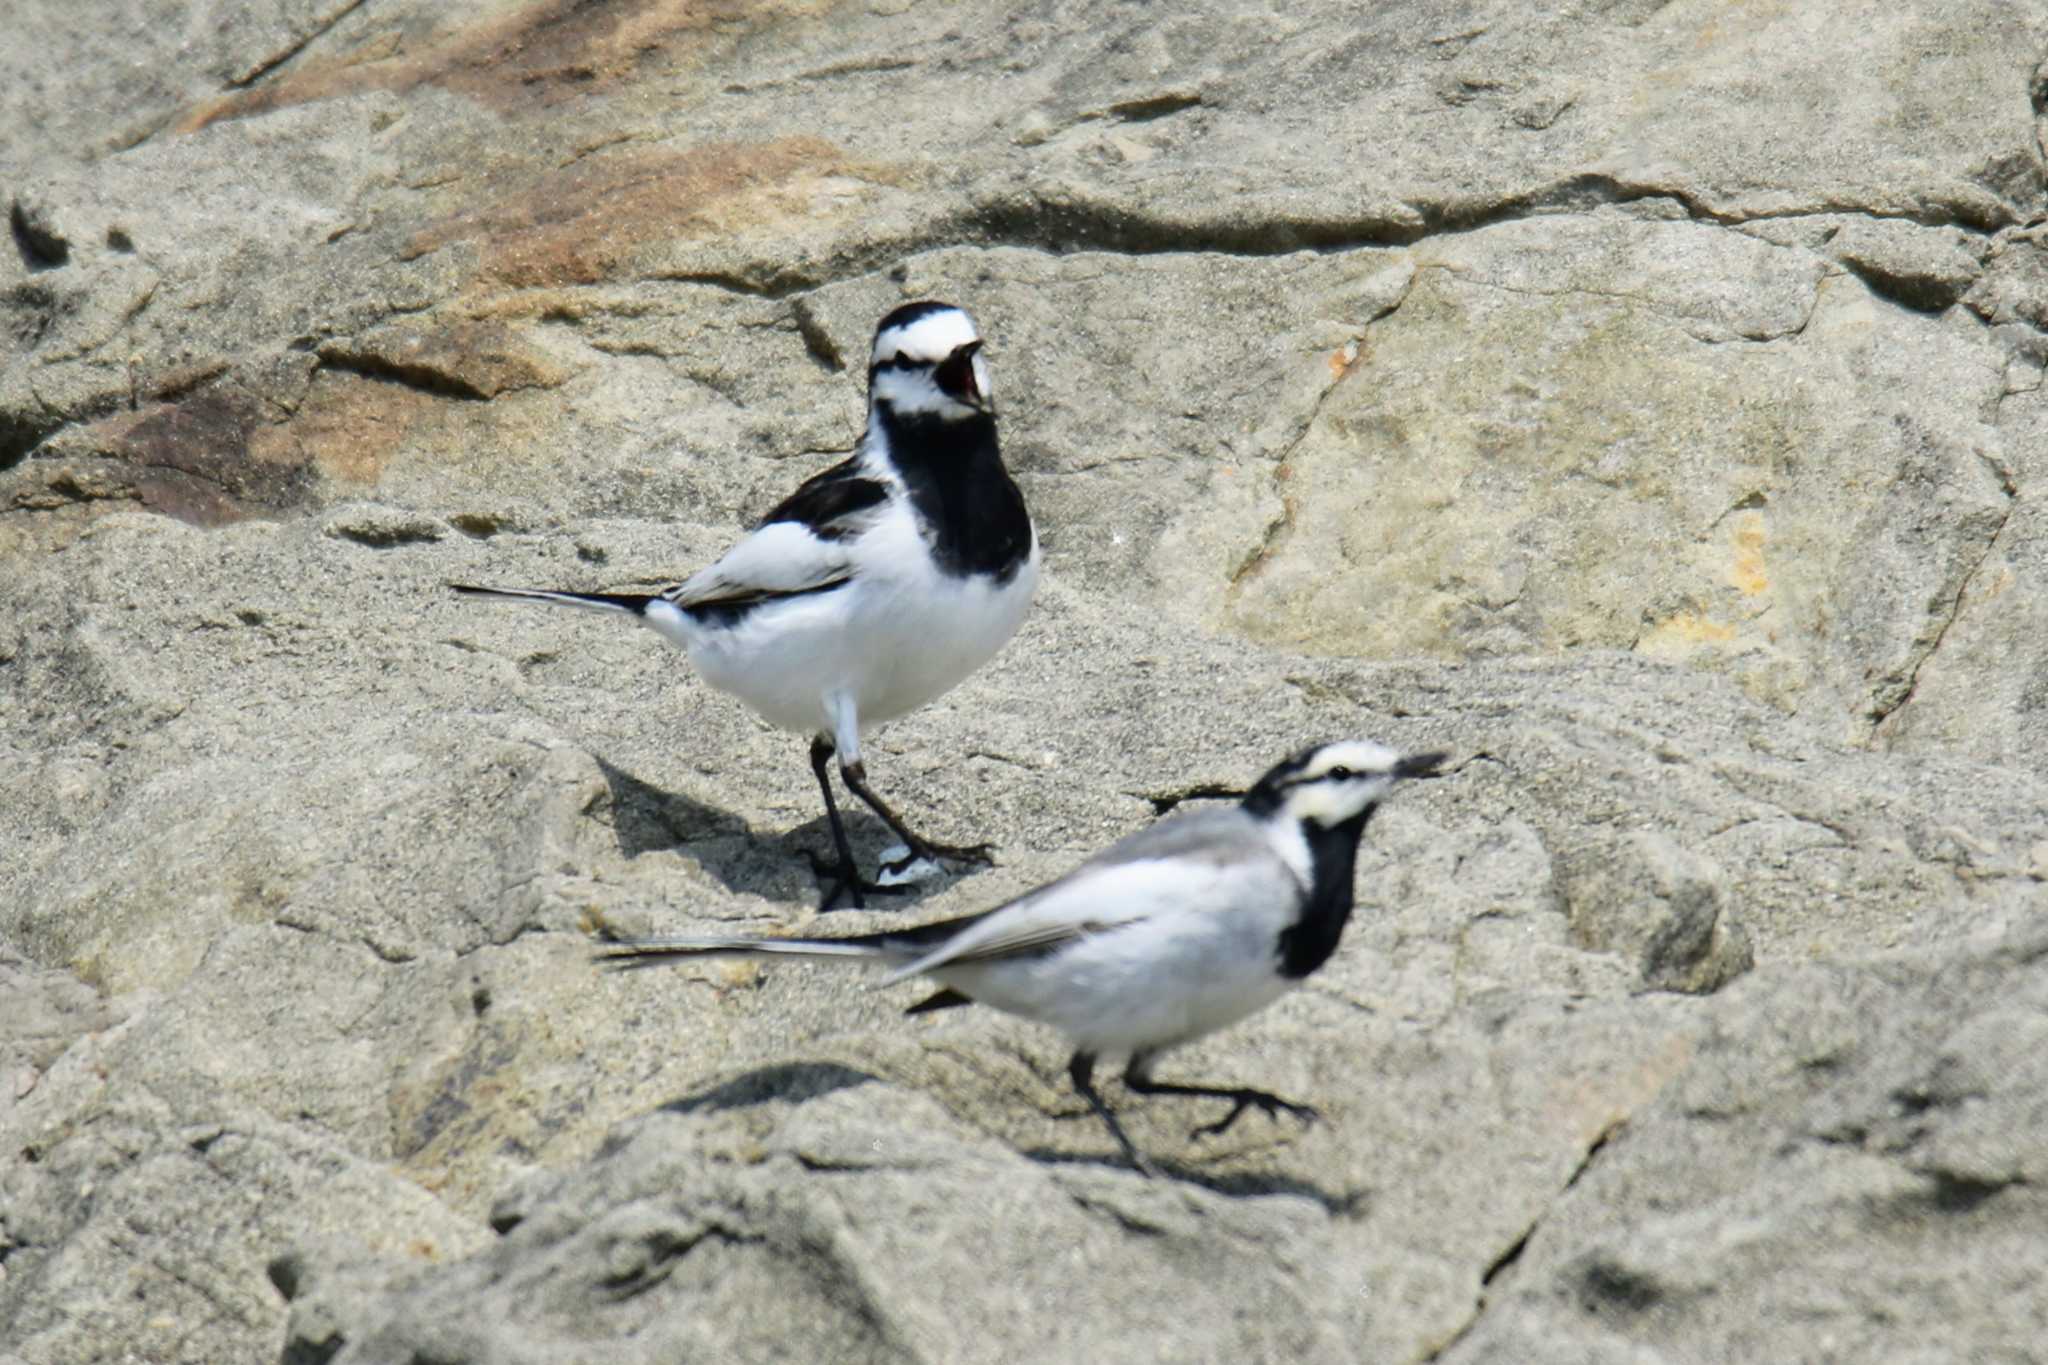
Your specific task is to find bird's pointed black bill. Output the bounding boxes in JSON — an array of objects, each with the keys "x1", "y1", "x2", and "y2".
[
  {"x1": 1395, "y1": 751, "x2": 1451, "y2": 779},
  {"x1": 933, "y1": 341, "x2": 985, "y2": 406}
]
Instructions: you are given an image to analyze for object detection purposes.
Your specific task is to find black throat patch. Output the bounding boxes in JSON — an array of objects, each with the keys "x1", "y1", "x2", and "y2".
[
  {"x1": 874, "y1": 404, "x2": 1033, "y2": 583},
  {"x1": 1273, "y1": 809, "x2": 1373, "y2": 980}
]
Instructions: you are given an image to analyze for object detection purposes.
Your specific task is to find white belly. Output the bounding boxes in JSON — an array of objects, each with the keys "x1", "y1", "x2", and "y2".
[
  {"x1": 933, "y1": 908, "x2": 1293, "y2": 1060},
  {"x1": 670, "y1": 530, "x2": 1040, "y2": 738}
]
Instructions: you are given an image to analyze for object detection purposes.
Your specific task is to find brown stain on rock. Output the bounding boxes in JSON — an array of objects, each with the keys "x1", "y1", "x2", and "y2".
[
  {"x1": 1325, "y1": 338, "x2": 1367, "y2": 383},
  {"x1": 251, "y1": 372, "x2": 440, "y2": 488},
  {"x1": 1636, "y1": 609, "x2": 1738, "y2": 656},
  {"x1": 66, "y1": 388, "x2": 318, "y2": 527},
  {"x1": 256, "y1": 355, "x2": 568, "y2": 490},
  {"x1": 11, "y1": 313, "x2": 584, "y2": 541},
  {"x1": 113, "y1": 3, "x2": 874, "y2": 531},
  {"x1": 27, "y1": 357, "x2": 515, "y2": 528},
  {"x1": 402, "y1": 137, "x2": 854, "y2": 288},
  {"x1": 1728, "y1": 510, "x2": 1769, "y2": 596},
  {"x1": 178, "y1": 0, "x2": 827, "y2": 131}
]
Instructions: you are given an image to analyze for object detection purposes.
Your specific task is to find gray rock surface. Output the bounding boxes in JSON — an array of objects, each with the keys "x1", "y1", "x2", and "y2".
[
  {"x1": 1447, "y1": 921, "x2": 2048, "y2": 1365},
  {"x1": 1556, "y1": 830, "x2": 1751, "y2": 995},
  {"x1": 3, "y1": 2, "x2": 2047, "y2": 1362}
]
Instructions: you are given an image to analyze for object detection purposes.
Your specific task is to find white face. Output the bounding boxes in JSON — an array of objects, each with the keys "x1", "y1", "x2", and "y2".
[
  {"x1": 1279, "y1": 739, "x2": 1414, "y2": 827},
  {"x1": 870, "y1": 306, "x2": 992, "y2": 419}
]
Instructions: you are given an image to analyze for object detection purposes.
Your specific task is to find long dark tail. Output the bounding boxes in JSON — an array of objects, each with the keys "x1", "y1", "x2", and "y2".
[
  {"x1": 598, "y1": 930, "x2": 988, "y2": 1018},
  {"x1": 450, "y1": 584, "x2": 660, "y2": 616},
  {"x1": 596, "y1": 909, "x2": 995, "y2": 975},
  {"x1": 596, "y1": 935, "x2": 897, "y2": 971}
]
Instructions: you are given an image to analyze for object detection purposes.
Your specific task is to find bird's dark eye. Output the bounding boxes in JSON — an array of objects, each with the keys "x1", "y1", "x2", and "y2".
[{"x1": 1327, "y1": 765, "x2": 1355, "y2": 780}]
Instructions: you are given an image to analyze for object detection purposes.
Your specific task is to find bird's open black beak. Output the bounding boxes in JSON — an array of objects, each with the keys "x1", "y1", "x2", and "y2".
[
  {"x1": 933, "y1": 340, "x2": 987, "y2": 409},
  {"x1": 1395, "y1": 750, "x2": 1451, "y2": 779}
]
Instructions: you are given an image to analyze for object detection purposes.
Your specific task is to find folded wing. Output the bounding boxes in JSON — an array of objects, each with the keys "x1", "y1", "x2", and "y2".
[
  {"x1": 880, "y1": 807, "x2": 1285, "y2": 984},
  {"x1": 664, "y1": 458, "x2": 889, "y2": 621}
]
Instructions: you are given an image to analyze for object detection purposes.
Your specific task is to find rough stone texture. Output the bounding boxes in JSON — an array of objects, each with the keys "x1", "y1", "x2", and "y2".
[
  {"x1": 3, "y1": 2, "x2": 2047, "y2": 1363},
  {"x1": 1446, "y1": 922, "x2": 2048, "y2": 1365},
  {"x1": 1556, "y1": 831, "x2": 1751, "y2": 995}
]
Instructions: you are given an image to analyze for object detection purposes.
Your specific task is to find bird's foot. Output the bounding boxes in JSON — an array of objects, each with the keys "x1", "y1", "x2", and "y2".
[
  {"x1": 802, "y1": 850, "x2": 915, "y2": 912},
  {"x1": 894, "y1": 834, "x2": 997, "y2": 868},
  {"x1": 1192, "y1": 1090, "x2": 1321, "y2": 1140}
]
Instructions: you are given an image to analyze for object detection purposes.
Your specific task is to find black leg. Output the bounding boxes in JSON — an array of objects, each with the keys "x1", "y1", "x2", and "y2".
[
  {"x1": 1070, "y1": 1052, "x2": 1156, "y2": 1177},
  {"x1": 839, "y1": 759, "x2": 995, "y2": 870},
  {"x1": 1122, "y1": 1056, "x2": 1320, "y2": 1140},
  {"x1": 804, "y1": 738, "x2": 909, "y2": 911}
]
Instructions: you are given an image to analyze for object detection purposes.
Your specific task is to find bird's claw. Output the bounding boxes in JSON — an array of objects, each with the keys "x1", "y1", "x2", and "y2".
[
  {"x1": 802, "y1": 849, "x2": 915, "y2": 912},
  {"x1": 1192, "y1": 1092, "x2": 1321, "y2": 1140},
  {"x1": 899, "y1": 836, "x2": 996, "y2": 868}
]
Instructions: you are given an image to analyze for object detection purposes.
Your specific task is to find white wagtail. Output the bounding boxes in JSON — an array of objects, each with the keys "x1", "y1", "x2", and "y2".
[
  {"x1": 599, "y1": 740, "x2": 1448, "y2": 1175},
  {"x1": 453, "y1": 302, "x2": 1039, "y2": 909}
]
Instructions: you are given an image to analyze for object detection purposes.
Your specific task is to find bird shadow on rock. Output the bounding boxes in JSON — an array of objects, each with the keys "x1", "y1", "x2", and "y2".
[
  {"x1": 595, "y1": 755, "x2": 925, "y2": 905},
  {"x1": 658, "y1": 1060, "x2": 881, "y2": 1116},
  {"x1": 1019, "y1": 1145, "x2": 1363, "y2": 1213},
  {"x1": 595, "y1": 755, "x2": 754, "y2": 859},
  {"x1": 645, "y1": 1062, "x2": 1357, "y2": 1210}
]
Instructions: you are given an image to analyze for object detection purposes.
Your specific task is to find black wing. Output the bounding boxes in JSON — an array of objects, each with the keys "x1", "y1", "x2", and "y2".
[
  {"x1": 659, "y1": 458, "x2": 888, "y2": 626},
  {"x1": 759, "y1": 456, "x2": 891, "y2": 542}
]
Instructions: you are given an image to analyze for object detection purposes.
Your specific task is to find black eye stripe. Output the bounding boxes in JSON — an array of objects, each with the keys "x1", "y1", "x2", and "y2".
[
  {"x1": 872, "y1": 340, "x2": 982, "y2": 370},
  {"x1": 871, "y1": 342, "x2": 984, "y2": 397},
  {"x1": 1279, "y1": 765, "x2": 1371, "y2": 790}
]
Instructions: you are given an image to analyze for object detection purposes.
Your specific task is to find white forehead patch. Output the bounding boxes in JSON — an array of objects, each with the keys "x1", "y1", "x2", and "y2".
[
  {"x1": 1301, "y1": 739, "x2": 1402, "y2": 779},
  {"x1": 872, "y1": 307, "x2": 981, "y2": 367}
]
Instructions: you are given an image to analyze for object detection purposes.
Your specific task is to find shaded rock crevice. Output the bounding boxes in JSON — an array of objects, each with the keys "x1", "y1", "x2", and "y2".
[
  {"x1": 0, "y1": 404, "x2": 69, "y2": 474},
  {"x1": 1867, "y1": 453, "x2": 2020, "y2": 734},
  {"x1": 225, "y1": 0, "x2": 374, "y2": 92},
  {"x1": 310, "y1": 349, "x2": 495, "y2": 403},
  {"x1": 10, "y1": 199, "x2": 72, "y2": 272},
  {"x1": 1222, "y1": 285, "x2": 1411, "y2": 595},
  {"x1": 498, "y1": 178, "x2": 2022, "y2": 316},
  {"x1": 1424, "y1": 1118, "x2": 1629, "y2": 1362},
  {"x1": 959, "y1": 172, "x2": 2021, "y2": 268}
]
